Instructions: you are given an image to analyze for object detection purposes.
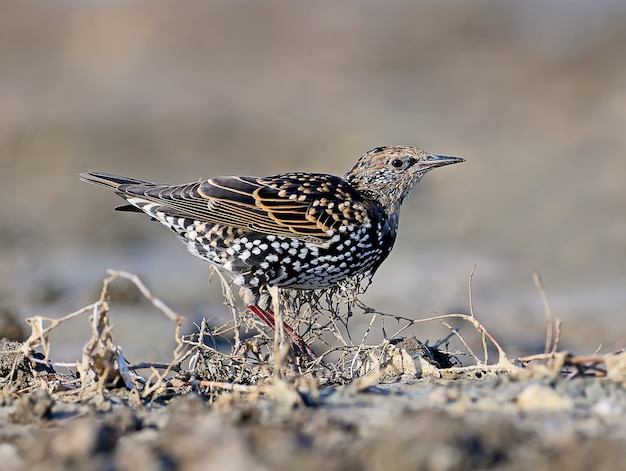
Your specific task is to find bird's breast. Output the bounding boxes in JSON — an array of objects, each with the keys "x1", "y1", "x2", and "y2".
[{"x1": 182, "y1": 215, "x2": 396, "y2": 290}]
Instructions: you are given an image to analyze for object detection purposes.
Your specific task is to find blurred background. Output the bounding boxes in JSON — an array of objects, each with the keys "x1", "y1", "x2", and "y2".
[{"x1": 0, "y1": 0, "x2": 625, "y2": 362}]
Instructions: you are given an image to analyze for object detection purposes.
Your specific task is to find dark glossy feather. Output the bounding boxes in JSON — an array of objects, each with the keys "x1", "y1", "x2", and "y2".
[{"x1": 80, "y1": 171, "x2": 374, "y2": 240}]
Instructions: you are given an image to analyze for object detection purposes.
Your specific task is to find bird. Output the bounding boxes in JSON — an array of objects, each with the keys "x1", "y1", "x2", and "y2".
[{"x1": 80, "y1": 146, "x2": 464, "y2": 357}]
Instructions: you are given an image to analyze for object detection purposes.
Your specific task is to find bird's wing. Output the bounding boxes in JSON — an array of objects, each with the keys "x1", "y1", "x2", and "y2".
[{"x1": 82, "y1": 171, "x2": 371, "y2": 241}]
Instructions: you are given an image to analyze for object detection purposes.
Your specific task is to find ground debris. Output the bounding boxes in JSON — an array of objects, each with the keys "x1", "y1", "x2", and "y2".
[
  {"x1": 0, "y1": 340, "x2": 56, "y2": 393},
  {"x1": 1, "y1": 271, "x2": 625, "y2": 470}
]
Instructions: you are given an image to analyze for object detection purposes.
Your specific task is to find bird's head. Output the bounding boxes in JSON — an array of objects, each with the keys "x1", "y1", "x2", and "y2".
[{"x1": 344, "y1": 145, "x2": 464, "y2": 213}]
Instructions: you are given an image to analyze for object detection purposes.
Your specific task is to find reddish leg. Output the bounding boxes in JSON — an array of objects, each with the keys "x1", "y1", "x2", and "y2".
[{"x1": 248, "y1": 305, "x2": 317, "y2": 358}]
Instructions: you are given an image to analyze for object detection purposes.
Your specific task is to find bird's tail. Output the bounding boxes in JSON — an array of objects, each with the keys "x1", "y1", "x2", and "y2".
[{"x1": 79, "y1": 171, "x2": 154, "y2": 190}]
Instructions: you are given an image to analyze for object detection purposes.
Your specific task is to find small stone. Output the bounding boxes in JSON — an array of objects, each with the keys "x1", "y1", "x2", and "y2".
[
  {"x1": 605, "y1": 351, "x2": 626, "y2": 384},
  {"x1": 51, "y1": 418, "x2": 118, "y2": 461},
  {"x1": 517, "y1": 383, "x2": 573, "y2": 411}
]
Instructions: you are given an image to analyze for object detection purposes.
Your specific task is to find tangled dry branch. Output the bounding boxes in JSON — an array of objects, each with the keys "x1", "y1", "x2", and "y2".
[{"x1": 1, "y1": 267, "x2": 623, "y2": 407}]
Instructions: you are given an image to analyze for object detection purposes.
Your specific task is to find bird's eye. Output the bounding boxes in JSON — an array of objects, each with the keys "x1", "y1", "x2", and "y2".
[{"x1": 390, "y1": 158, "x2": 404, "y2": 169}]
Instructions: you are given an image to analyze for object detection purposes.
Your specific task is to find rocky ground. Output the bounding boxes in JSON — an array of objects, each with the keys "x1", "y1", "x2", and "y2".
[
  {"x1": 2, "y1": 373, "x2": 626, "y2": 471},
  {"x1": 1, "y1": 272, "x2": 625, "y2": 471}
]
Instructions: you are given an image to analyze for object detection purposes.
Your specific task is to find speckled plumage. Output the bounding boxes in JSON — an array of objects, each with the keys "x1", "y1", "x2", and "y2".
[{"x1": 80, "y1": 145, "x2": 464, "y2": 356}]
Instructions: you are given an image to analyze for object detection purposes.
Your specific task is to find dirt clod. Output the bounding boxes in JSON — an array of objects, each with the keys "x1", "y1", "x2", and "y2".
[{"x1": 10, "y1": 388, "x2": 54, "y2": 424}]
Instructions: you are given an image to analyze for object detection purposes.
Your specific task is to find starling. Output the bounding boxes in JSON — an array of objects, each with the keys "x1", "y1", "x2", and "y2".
[{"x1": 80, "y1": 146, "x2": 464, "y2": 357}]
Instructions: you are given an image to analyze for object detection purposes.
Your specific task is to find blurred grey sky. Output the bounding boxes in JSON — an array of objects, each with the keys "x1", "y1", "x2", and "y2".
[{"x1": 0, "y1": 0, "x2": 625, "y2": 358}]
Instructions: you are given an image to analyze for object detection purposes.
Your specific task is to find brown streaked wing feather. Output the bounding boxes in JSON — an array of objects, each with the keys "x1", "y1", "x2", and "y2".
[
  {"x1": 120, "y1": 174, "x2": 370, "y2": 240},
  {"x1": 251, "y1": 173, "x2": 371, "y2": 237},
  {"x1": 202, "y1": 175, "x2": 342, "y2": 238}
]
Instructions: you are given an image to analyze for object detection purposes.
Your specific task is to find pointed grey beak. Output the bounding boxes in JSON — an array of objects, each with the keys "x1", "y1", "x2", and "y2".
[{"x1": 418, "y1": 154, "x2": 465, "y2": 171}]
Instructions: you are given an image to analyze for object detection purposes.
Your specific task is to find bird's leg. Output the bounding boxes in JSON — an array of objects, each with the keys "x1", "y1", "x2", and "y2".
[
  {"x1": 240, "y1": 285, "x2": 317, "y2": 358},
  {"x1": 247, "y1": 305, "x2": 317, "y2": 359}
]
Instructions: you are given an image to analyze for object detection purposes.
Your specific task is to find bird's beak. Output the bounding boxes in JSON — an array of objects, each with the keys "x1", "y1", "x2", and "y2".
[{"x1": 418, "y1": 154, "x2": 465, "y2": 171}]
